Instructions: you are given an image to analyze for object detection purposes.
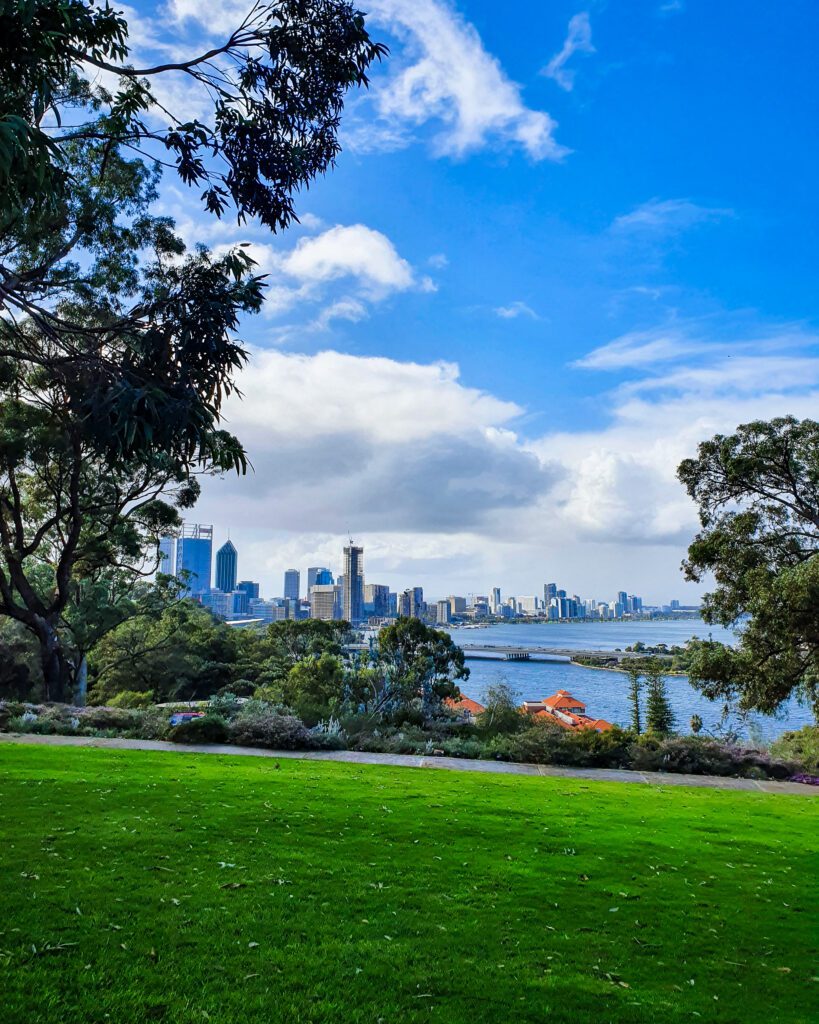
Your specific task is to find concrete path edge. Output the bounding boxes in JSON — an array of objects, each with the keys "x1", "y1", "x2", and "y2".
[{"x1": 0, "y1": 732, "x2": 815, "y2": 796}]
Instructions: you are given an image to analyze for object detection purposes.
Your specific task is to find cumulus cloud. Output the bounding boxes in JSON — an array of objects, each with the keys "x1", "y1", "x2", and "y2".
[
  {"x1": 542, "y1": 12, "x2": 595, "y2": 92},
  {"x1": 209, "y1": 223, "x2": 426, "y2": 320},
  {"x1": 198, "y1": 349, "x2": 559, "y2": 536}
]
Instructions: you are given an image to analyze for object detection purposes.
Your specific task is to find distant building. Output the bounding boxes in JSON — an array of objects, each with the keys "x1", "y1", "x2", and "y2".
[
  {"x1": 544, "y1": 582, "x2": 557, "y2": 605},
  {"x1": 518, "y1": 595, "x2": 539, "y2": 615},
  {"x1": 491, "y1": 587, "x2": 501, "y2": 614},
  {"x1": 436, "y1": 599, "x2": 451, "y2": 624},
  {"x1": 175, "y1": 524, "x2": 213, "y2": 595},
  {"x1": 201, "y1": 589, "x2": 232, "y2": 619},
  {"x1": 307, "y1": 567, "x2": 333, "y2": 592},
  {"x1": 342, "y1": 542, "x2": 364, "y2": 623},
  {"x1": 522, "y1": 690, "x2": 612, "y2": 733},
  {"x1": 214, "y1": 540, "x2": 238, "y2": 593},
  {"x1": 237, "y1": 580, "x2": 259, "y2": 600},
  {"x1": 284, "y1": 569, "x2": 300, "y2": 601},
  {"x1": 311, "y1": 584, "x2": 342, "y2": 621},
  {"x1": 397, "y1": 590, "x2": 412, "y2": 618},
  {"x1": 364, "y1": 583, "x2": 391, "y2": 617},
  {"x1": 448, "y1": 595, "x2": 467, "y2": 616},
  {"x1": 158, "y1": 535, "x2": 176, "y2": 575}
]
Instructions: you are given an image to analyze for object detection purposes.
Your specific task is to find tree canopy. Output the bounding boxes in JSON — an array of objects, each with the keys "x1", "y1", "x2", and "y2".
[
  {"x1": 678, "y1": 416, "x2": 819, "y2": 715},
  {"x1": 0, "y1": 0, "x2": 384, "y2": 699}
]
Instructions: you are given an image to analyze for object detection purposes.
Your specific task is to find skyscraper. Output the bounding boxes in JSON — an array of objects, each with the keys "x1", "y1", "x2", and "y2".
[
  {"x1": 215, "y1": 540, "x2": 238, "y2": 593},
  {"x1": 307, "y1": 566, "x2": 333, "y2": 591},
  {"x1": 237, "y1": 580, "x2": 260, "y2": 600},
  {"x1": 311, "y1": 584, "x2": 342, "y2": 621},
  {"x1": 544, "y1": 582, "x2": 557, "y2": 605},
  {"x1": 342, "y1": 541, "x2": 364, "y2": 623},
  {"x1": 284, "y1": 569, "x2": 300, "y2": 601},
  {"x1": 491, "y1": 587, "x2": 501, "y2": 614},
  {"x1": 175, "y1": 524, "x2": 213, "y2": 595},
  {"x1": 158, "y1": 535, "x2": 176, "y2": 575}
]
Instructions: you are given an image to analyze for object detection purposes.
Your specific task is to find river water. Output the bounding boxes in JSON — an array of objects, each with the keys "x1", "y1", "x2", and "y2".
[{"x1": 451, "y1": 620, "x2": 813, "y2": 741}]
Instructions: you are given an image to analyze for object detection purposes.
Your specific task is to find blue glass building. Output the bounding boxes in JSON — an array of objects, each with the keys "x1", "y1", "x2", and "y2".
[
  {"x1": 175, "y1": 524, "x2": 213, "y2": 595},
  {"x1": 215, "y1": 539, "x2": 238, "y2": 593}
]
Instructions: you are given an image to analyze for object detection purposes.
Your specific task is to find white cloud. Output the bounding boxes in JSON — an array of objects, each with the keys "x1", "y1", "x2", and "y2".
[
  {"x1": 542, "y1": 12, "x2": 595, "y2": 92},
  {"x1": 494, "y1": 301, "x2": 538, "y2": 320},
  {"x1": 281, "y1": 224, "x2": 414, "y2": 293},
  {"x1": 198, "y1": 349, "x2": 558, "y2": 538},
  {"x1": 358, "y1": 0, "x2": 567, "y2": 160},
  {"x1": 611, "y1": 198, "x2": 733, "y2": 235},
  {"x1": 428, "y1": 253, "x2": 449, "y2": 269},
  {"x1": 210, "y1": 223, "x2": 424, "y2": 320}
]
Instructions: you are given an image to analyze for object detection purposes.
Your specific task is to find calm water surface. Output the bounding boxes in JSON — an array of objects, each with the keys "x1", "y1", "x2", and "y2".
[{"x1": 451, "y1": 620, "x2": 812, "y2": 741}]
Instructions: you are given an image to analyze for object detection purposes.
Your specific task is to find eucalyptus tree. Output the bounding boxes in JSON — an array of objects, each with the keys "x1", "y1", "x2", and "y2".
[
  {"x1": 679, "y1": 416, "x2": 819, "y2": 716},
  {"x1": 0, "y1": 0, "x2": 384, "y2": 698}
]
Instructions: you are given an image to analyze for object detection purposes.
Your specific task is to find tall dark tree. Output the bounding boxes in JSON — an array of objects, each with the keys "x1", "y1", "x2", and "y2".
[
  {"x1": 0, "y1": 1, "x2": 384, "y2": 699},
  {"x1": 624, "y1": 663, "x2": 643, "y2": 735},
  {"x1": 679, "y1": 416, "x2": 819, "y2": 716},
  {"x1": 643, "y1": 659, "x2": 675, "y2": 736}
]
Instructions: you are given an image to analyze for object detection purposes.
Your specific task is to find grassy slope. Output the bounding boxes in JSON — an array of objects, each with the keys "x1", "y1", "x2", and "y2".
[{"x1": 0, "y1": 747, "x2": 816, "y2": 1024}]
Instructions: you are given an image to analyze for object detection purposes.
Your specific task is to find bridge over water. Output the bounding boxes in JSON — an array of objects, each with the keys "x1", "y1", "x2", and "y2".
[{"x1": 347, "y1": 641, "x2": 657, "y2": 664}]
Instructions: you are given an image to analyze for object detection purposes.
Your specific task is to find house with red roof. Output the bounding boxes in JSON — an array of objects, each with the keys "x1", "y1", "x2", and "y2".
[
  {"x1": 522, "y1": 690, "x2": 613, "y2": 732},
  {"x1": 445, "y1": 696, "x2": 486, "y2": 722}
]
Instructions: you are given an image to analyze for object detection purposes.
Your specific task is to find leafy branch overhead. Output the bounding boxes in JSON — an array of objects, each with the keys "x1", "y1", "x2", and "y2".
[{"x1": 0, "y1": 0, "x2": 387, "y2": 229}]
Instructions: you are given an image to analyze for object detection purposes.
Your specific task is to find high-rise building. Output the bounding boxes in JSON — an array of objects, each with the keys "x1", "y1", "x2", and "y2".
[
  {"x1": 342, "y1": 542, "x2": 364, "y2": 623},
  {"x1": 158, "y1": 535, "x2": 176, "y2": 575},
  {"x1": 175, "y1": 524, "x2": 213, "y2": 595},
  {"x1": 544, "y1": 582, "x2": 557, "y2": 605},
  {"x1": 311, "y1": 584, "x2": 342, "y2": 621},
  {"x1": 436, "y1": 600, "x2": 451, "y2": 624},
  {"x1": 364, "y1": 583, "x2": 390, "y2": 617},
  {"x1": 237, "y1": 580, "x2": 259, "y2": 600},
  {"x1": 448, "y1": 595, "x2": 467, "y2": 616},
  {"x1": 307, "y1": 567, "x2": 333, "y2": 592},
  {"x1": 491, "y1": 587, "x2": 501, "y2": 614},
  {"x1": 200, "y1": 589, "x2": 232, "y2": 619},
  {"x1": 397, "y1": 590, "x2": 412, "y2": 617},
  {"x1": 284, "y1": 569, "x2": 300, "y2": 601},
  {"x1": 215, "y1": 539, "x2": 238, "y2": 593},
  {"x1": 617, "y1": 591, "x2": 628, "y2": 610}
]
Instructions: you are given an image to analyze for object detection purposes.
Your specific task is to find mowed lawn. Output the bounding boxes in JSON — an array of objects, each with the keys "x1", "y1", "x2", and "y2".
[{"x1": 0, "y1": 746, "x2": 816, "y2": 1024}]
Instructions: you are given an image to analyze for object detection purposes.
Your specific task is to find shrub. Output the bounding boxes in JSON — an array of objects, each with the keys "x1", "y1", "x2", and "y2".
[
  {"x1": 630, "y1": 735, "x2": 796, "y2": 779},
  {"x1": 228, "y1": 701, "x2": 314, "y2": 750},
  {"x1": 77, "y1": 706, "x2": 138, "y2": 732},
  {"x1": 771, "y1": 725, "x2": 819, "y2": 773},
  {"x1": 108, "y1": 690, "x2": 154, "y2": 709},
  {"x1": 207, "y1": 692, "x2": 241, "y2": 719},
  {"x1": 170, "y1": 715, "x2": 230, "y2": 744},
  {"x1": 131, "y1": 707, "x2": 173, "y2": 741}
]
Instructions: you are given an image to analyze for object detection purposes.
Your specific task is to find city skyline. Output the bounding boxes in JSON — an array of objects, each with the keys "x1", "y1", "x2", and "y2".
[{"x1": 158, "y1": 524, "x2": 689, "y2": 615}]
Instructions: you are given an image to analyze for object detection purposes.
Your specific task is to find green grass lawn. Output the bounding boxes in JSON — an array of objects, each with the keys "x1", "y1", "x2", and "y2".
[{"x1": 0, "y1": 746, "x2": 816, "y2": 1024}]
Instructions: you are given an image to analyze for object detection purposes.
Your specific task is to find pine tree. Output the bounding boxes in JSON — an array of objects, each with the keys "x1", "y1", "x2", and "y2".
[
  {"x1": 645, "y1": 660, "x2": 675, "y2": 736},
  {"x1": 625, "y1": 664, "x2": 643, "y2": 735}
]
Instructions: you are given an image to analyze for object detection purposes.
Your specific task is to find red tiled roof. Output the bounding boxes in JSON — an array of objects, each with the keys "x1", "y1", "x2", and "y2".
[{"x1": 446, "y1": 697, "x2": 485, "y2": 715}]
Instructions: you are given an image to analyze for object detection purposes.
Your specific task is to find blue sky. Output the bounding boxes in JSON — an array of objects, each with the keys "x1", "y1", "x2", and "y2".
[{"x1": 120, "y1": 0, "x2": 819, "y2": 602}]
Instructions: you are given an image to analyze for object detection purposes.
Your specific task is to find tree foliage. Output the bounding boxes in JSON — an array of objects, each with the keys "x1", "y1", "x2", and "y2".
[
  {"x1": 376, "y1": 617, "x2": 468, "y2": 717},
  {"x1": 0, "y1": 0, "x2": 383, "y2": 699},
  {"x1": 678, "y1": 416, "x2": 819, "y2": 715}
]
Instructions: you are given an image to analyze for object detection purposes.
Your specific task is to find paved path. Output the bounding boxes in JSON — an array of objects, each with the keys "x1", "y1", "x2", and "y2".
[{"x1": 2, "y1": 733, "x2": 815, "y2": 795}]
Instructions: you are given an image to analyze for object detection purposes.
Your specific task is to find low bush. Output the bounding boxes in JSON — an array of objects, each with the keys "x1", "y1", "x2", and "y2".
[
  {"x1": 170, "y1": 715, "x2": 230, "y2": 744},
  {"x1": 228, "y1": 701, "x2": 314, "y2": 750},
  {"x1": 771, "y1": 725, "x2": 819, "y2": 773},
  {"x1": 630, "y1": 735, "x2": 796, "y2": 779},
  {"x1": 76, "y1": 706, "x2": 138, "y2": 732},
  {"x1": 108, "y1": 690, "x2": 154, "y2": 709},
  {"x1": 486, "y1": 721, "x2": 633, "y2": 768},
  {"x1": 132, "y1": 707, "x2": 174, "y2": 741}
]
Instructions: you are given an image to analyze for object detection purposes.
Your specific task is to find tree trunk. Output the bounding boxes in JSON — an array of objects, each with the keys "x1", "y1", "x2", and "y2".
[{"x1": 35, "y1": 618, "x2": 72, "y2": 703}]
